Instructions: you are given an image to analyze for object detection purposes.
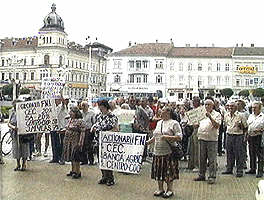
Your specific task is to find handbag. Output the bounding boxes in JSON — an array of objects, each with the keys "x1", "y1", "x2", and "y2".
[{"x1": 161, "y1": 121, "x2": 184, "y2": 160}]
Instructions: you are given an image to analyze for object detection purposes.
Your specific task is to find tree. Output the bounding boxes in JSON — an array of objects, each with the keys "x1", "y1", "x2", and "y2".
[
  {"x1": 20, "y1": 87, "x2": 30, "y2": 95},
  {"x1": 220, "y1": 88, "x2": 234, "y2": 98},
  {"x1": 208, "y1": 89, "x2": 215, "y2": 97},
  {"x1": 238, "y1": 89, "x2": 249, "y2": 98},
  {"x1": 2, "y1": 84, "x2": 13, "y2": 97},
  {"x1": 252, "y1": 88, "x2": 264, "y2": 97}
]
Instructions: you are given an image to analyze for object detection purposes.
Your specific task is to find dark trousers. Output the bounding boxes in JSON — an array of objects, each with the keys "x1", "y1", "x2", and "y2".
[
  {"x1": 182, "y1": 134, "x2": 189, "y2": 155},
  {"x1": 248, "y1": 135, "x2": 264, "y2": 171},
  {"x1": 50, "y1": 131, "x2": 62, "y2": 162},
  {"x1": 217, "y1": 123, "x2": 224, "y2": 154},
  {"x1": 226, "y1": 134, "x2": 244, "y2": 173},
  {"x1": 29, "y1": 140, "x2": 35, "y2": 157},
  {"x1": 59, "y1": 133, "x2": 65, "y2": 161},
  {"x1": 101, "y1": 169, "x2": 114, "y2": 181},
  {"x1": 82, "y1": 131, "x2": 94, "y2": 164},
  {"x1": 198, "y1": 140, "x2": 217, "y2": 178}
]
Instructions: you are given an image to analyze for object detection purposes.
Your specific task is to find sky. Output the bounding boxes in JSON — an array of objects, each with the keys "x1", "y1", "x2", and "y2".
[{"x1": 1, "y1": 0, "x2": 264, "y2": 52}]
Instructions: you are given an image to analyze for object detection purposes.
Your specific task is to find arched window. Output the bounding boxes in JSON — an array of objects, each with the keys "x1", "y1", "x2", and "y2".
[
  {"x1": 44, "y1": 55, "x2": 50, "y2": 65},
  {"x1": 59, "y1": 55, "x2": 63, "y2": 66},
  {"x1": 114, "y1": 75, "x2": 121, "y2": 83},
  {"x1": 156, "y1": 75, "x2": 162, "y2": 83}
]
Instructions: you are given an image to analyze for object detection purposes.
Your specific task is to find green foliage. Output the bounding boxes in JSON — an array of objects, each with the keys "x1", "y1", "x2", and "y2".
[
  {"x1": 252, "y1": 88, "x2": 264, "y2": 97},
  {"x1": 238, "y1": 89, "x2": 250, "y2": 97},
  {"x1": 20, "y1": 87, "x2": 30, "y2": 95},
  {"x1": 2, "y1": 84, "x2": 13, "y2": 97},
  {"x1": 208, "y1": 89, "x2": 215, "y2": 97},
  {"x1": 220, "y1": 88, "x2": 234, "y2": 98},
  {"x1": 1, "y1": 106, "x2": 13, "y2": 119}
]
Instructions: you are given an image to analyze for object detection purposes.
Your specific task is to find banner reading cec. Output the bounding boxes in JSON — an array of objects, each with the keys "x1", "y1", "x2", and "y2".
[{"x1": 99, "y1": 131, "x2": 147, "y2": 174}]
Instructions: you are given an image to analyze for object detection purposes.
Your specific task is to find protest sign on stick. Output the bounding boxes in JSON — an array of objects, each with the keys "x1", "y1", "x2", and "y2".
[
  {"x1": 186, "y1": 106, "x2": 207, "y2": 125},
  {"x1": 41, "y1": 77, "x2": 65, "y2": 99},
  {"x1": 99, "y1": 131, "x2": 146, "y2": 174},
  {"x1": 16, "y1": 99, "x2": 58, "y2": 135}
]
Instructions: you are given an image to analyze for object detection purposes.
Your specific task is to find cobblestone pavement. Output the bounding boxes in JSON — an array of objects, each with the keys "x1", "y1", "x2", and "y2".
[{"x1": 0, "y1": 150, "x2": 259, "y2": 200}]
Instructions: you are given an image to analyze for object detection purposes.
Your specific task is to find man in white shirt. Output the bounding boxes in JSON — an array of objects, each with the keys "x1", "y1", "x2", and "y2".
[
  {"x1": 246, "y1": 101, "x2": 264, "y2": 178},
  {"x1": 194, "y1": 99, "x2": 221, "y2": 184}
]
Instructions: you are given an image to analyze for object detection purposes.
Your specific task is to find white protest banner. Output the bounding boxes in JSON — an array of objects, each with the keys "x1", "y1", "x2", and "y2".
[
  {"x1": 16, "y1": 99, "x2": 58, "y2": 135},
  {"x1": 41, "y1": 77, "x2": 65, "y2": 99},
  {"x1": 99, "y1": 131, "x2": 146, "y2": 174},
  {"x1": 186, "y1": 106, "x2": 207, "y2": 125}
]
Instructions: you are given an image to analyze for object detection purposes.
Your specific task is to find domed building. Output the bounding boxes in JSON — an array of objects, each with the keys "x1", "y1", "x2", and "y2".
[{"x1": 0, "y1": 4, "x2": 112, "y2": 100}]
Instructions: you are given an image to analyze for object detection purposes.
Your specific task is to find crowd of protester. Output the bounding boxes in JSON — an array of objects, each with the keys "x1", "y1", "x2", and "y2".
[{"x1": 1, "y1": 94, "x2": 264, "y2": 198}]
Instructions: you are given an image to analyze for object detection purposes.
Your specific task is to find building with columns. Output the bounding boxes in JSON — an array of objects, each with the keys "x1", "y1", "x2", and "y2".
[
  {"x1": 106, "y1": 42, "x2": 264, "y2": 100},
  {"x1": 0, "y1": 4, "x2": 112, "y2": 100}
]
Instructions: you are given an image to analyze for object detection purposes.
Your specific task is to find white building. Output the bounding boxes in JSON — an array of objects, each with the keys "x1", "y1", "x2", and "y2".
[
  {"x1": 106, "y1": 42, "x2": 264, "y2": 100},
  {"x1": 0, "y1": 4, "x2": 112, "y2": 100}
]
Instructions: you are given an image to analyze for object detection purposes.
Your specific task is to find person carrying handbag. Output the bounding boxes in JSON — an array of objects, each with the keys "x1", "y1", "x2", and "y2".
[{"x1": 146, "y1": 106, "x2": 182, "y2": 198}]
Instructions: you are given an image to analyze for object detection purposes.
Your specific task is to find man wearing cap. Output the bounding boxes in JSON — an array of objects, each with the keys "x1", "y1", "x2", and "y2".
[
  {"x1": 194, "y1": 99, "x2": 221, "y2": 184},
  {"x1": 222, "y1": 101, "x2": 248, "y2": 177}
]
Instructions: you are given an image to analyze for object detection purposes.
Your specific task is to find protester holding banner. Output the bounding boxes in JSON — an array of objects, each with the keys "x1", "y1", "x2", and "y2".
[
  {"x1": 91, "y1": 99, "x2": 118, "y2": 186},
  {"x1": 63, "y1": 106, "x2": 86, "y2": 179},
  {"x1": 146, "y1": 106, "x2": 182, "y2": 198},
  {"x1": 8, "y1": 100, "x2": 30, "y2": 171}
]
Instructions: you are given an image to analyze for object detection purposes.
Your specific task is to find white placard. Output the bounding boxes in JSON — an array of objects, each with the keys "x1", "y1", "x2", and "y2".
[
  {"x1": 99, "y1": 131, "x2": 146, "y2": 174},
  {"x1": 16, "y1": 99, "x2": 58, "y2": 135},
  {"x1": 186, "y1": 106, "x2": 207, "y2": 125},
  {"x1": 41, "y1": 77, "x2": 65, "y2": 99}
]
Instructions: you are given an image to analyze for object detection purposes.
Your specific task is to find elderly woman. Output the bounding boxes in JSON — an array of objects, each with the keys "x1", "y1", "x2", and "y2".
[
  {"x1": 8, "y1": 100, "x2": 30, "y2": 171},
  {"x1": 146, "y1": 106, "x2": 182, "y2": 198},
  {"x1": 247, "y1": 101, "x2": 264, "y2": 178},
  {"x1": 63, "y1": 106, "x2": 86, "y2": 179},
  {"x1": 91, "y1": 100, "x2": 118, "y2": 186}
]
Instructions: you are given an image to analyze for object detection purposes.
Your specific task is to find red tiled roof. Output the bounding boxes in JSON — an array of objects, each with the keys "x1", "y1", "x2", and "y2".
[
  {"x1": 168, "y1": 47, "x2": 234, "y2": 58},
  {"x1": 110, "y1": 43, "x2": 174, "y2": 57},
  {"x1": 0, "y1": 37, "x2": 38, "y2": 49}
]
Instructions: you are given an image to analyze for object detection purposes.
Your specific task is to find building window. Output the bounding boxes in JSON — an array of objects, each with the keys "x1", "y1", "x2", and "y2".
[
  {"x1": 198, "y1": 63, "x2": 202, "y2": 71},
  {"x1": 156, "y1": 75, "x2": 162, "y2": 83},
  {"x1": 1, "y1": 73, "x2": 4, "y2": 80},
  {"x1": 155, "y1": 60, "x2": 163, "y2": 69},
  {"x1": 16, "y1": 73, "x2": 19, "y2": 80},
  {"x1": 129, "y1": 74, "x2": 134, "y2": 83},
  {"x1": 179, "y1": 63, "x2": 183, "y2": 71},
  {"x1": 50, "y1": 37, "x2": 52, "y2": 43},
  {"x1": 143, "y1": 60, "x2": 148, "y2": 68},
  {"x1": 114, "y1": 75, "x2": 121, "y2": 83},
  {"x1": 208, "y1": 76, "x2": 212, "y2": 85},
  {"x1": 44, "y1": 55, "x2": 50, "y2": 65},
  {"x1": 208, "y1": 63, "x2": 212, "y2": 71},
  {"x1": 136, "y1": 61, "x2": 141, "y2": 70},
  {"x1": 217, "y1": 76, "x2": 221, "y2": 85},
  {"x1": 24, "y1": 58, "x2": 27, "y2": 66},
  {"x1": 136, "y1": 76, "x2": 141, "y2": 83},
  {"x1": 59, "y1": 56, "x2": 63, "y2": 66},
  {"x1": 225, "y1": 76, "x2": 230, "y2": 85},
  {"x1": 72, "y1": 61, "x2": 74, "y2": 68},
  {"x1": 170, "y1": 61, "x2": 175, "y2": 70},
  {"x1": 225, "y1": 63, "x2": 230, "y2": 71},
  {"x1": 31, "y1": 58, "x2": 34, "y2": 66},
  {"x1": 31, "y1": 72, "x2": 34, "y2": 80},
  {"x1": 188, "y1": 63, "x2": 192, "y2": 71},
  {"x1": 114, "y1": 59, "x2": 121, "y2": 68},
  {"x1": 217, "y1": 63, "x2": 221, "y2": 71},
  {"x1": 236, "y1": 79, "x2": 240, "y2": 87},
  {"x1": 9, "y1": 73, "x2": 12, "y2": 80},
  {"x1": 198, "y1": 76, "x2": 203, "y2": 88},
  {"x1": 129, "y1": 60, "x2": 134, "y2": 68},
  {"x1": 2, "y1": 59, "x2": 4, "y2": 66},
  {"x1": 254, "y1": 78, "x2": 259, "y2": 85},
  {"x1": 23, "y1": 72, "x2": 27, "y2": 81},
  {"x1": 143, "y1": 74, "x2": 148, "y2": 83}
]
